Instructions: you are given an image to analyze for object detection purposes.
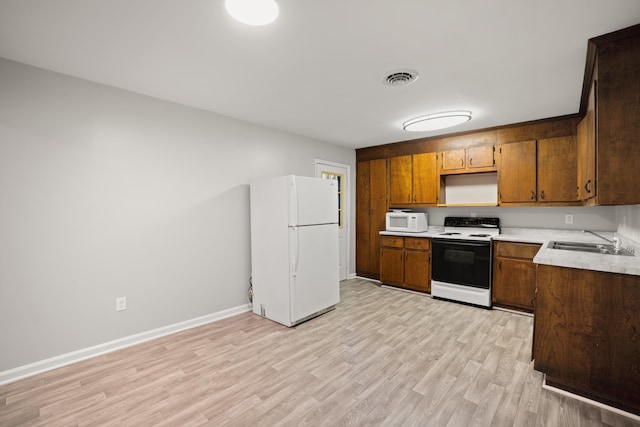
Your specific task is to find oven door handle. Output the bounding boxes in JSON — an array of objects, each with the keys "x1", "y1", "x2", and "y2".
[{"x1": 432, "y1": 239, "x2": 490, "y2": 248}]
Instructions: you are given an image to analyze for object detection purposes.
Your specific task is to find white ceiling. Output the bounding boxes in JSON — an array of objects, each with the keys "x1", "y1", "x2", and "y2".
[{"x1": 0, "y1": 1, "x2": 639, "y2": 149}]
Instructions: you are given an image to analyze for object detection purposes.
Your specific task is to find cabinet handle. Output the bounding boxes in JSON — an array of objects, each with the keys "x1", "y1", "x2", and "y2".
[
  {"x1": 531, "y1": 190, "x2": 535, "y2": 200},
  {"x1": 469, "y1": 158, "x2": 473, "y2": 166},
  {"x1": 585, "y1": 180, "x2": 592, "y2": 194},
  {"x1": 541, "y1": 190, "x2": 545, "y2": 200},
  {"x1": 460, "y1": 159, "x2": 464, "y2": 167},
  {"x1": 414, "y1": 195, "x2": 416, "y2": 202},
  {"x1": 498, "y1": 261, "x2": 502, "y2": 271},
  {"x1": 407, "y1": 193, "x2": 411, "y2": 202}
]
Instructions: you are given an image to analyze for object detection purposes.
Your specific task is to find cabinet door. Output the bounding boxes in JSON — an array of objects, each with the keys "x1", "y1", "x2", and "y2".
[
  {"x1": 389, "y1": 155, "x2": 412, "y2": 205},
  {"x1": 356, "y1": 159, "x2": 387, "y2": 279},
  {"x1": 492, "y1": 257, "x2": 536, "y2": 311},
  {"x1": 534, "y1": 265, "x2": 640, "y2": 412},
  {"x1": 356, "y1": 161, "x2": 371, "y2": 276},
  {"x1": 578, "y1": 80, "x2": 597, "y2": 201},
  {"x1": 412, "y1": 152, "x2": 437, "y2": 204},
  {"x1": 538, "y1": 136, "x2": 578, "y2": 202},
  {"x1": 441, "y1": 149, "x2": 466, "y2": 171},
  {"x1": 467, "y1": 145, "x2": 494, "y2": 169},
  {"x1": 404, "y1": 250, "x2": 430, "y2": 293},
  {"x1": 498, "y1": 140, "x2": 537, "y2": 203},
  {"x1": 369, "y1": 159, "x2": 388, "y2": 278},
  {"x1": 380, "y1": 247, "x2": 404, "y2": 286}
]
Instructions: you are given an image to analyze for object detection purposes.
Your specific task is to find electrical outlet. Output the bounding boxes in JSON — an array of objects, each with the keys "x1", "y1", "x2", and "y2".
[
  {"x1": 565, "y1": 214, "x2": 574, "y2": 225},
  {"x1": 116, "y1": 296, "x2": 127, "y2": 312}
]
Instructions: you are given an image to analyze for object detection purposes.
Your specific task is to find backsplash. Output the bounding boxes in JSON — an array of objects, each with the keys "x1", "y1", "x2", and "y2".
[
  {"x1": 617, "y1": 205, "x2": 640, "y2": 243},
  {"x1": 420, "y1": 206, "x2": 617, "y2": 231}
]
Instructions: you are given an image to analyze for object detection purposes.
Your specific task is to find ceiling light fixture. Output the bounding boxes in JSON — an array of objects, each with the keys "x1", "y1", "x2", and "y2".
[
  {"x1": 403, "y1": 111, "x2": 472, "y2": 132},
  {"x1": 225, "y1": 0, "x2": 279, "y2": 26}
]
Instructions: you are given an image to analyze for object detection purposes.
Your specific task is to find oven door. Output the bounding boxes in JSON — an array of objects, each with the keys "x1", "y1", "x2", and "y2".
[{"x1": 431, "y1": 238, "x2": 491, "y2": 289}]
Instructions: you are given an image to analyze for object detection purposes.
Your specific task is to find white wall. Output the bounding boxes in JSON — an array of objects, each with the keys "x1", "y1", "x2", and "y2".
[
  {"x1": 616, "y1": 205, "x2": 640, "y2": 243},
  {"x1": 0, "y1": 58, "x2": 355, "y2": 373}
]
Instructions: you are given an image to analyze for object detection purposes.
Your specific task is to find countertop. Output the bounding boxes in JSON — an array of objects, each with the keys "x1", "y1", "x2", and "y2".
[{"x1": 380, "y1": 227, "x2": 640, "y2": 276}]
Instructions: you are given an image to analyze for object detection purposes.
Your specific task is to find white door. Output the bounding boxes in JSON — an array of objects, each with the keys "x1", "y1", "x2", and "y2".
[{"x1": 316, "y1": 161, "x2": 350, "y2": 281}]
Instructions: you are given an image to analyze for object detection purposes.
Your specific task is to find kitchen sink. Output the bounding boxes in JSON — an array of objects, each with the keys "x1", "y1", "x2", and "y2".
[{"x1": 549, "y1": 241, "x2": 634, "y2": 256}]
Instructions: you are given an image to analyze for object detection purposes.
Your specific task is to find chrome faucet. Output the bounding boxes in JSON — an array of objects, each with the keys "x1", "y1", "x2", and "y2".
[{"x1": 583, "y1": 230, "x2": 622, "y2": 252}]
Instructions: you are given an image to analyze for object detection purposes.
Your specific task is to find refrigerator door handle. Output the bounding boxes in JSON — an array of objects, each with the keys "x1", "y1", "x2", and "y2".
[
  {"x1": 289, "y1": 177, "x2": 298, "y2": 226},
  {"x1": 291, "y1": 227, "x2": 299, "y2": 275}
]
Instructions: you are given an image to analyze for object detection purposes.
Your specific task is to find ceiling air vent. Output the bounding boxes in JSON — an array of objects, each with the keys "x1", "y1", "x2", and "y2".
[{"x1": 383, "y1": 69, "x2": 419, "y2": 86}]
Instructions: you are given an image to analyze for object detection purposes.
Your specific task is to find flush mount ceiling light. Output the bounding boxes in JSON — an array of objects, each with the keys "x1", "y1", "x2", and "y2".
[
  {"x1": 225, "y1": 0, "x2": 279, "y2": 26},
  {"x1": 403, "y1": 111, "x2": 472, "y2": 132}
]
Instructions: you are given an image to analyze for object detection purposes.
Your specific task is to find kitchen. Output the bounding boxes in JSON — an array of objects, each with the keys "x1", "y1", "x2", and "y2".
[{"x1": 1, "y1": 1, "x2": 640, "y2": 425}]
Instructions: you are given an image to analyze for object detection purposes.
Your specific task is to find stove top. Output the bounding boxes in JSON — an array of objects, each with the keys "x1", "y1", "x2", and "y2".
[{"x1": 434, "y1": 217, "x2": 500, "y2": 241}]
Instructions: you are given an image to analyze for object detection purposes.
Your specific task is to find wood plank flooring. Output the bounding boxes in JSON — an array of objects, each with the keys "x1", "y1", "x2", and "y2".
[{"x1": 1, "y1": 278, "x2": 639, "y2": 426}]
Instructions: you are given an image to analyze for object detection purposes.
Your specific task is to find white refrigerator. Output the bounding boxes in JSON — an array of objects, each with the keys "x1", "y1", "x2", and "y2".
[{"x1": 250, "y1": 175, "x2": 340, "y2": 327}]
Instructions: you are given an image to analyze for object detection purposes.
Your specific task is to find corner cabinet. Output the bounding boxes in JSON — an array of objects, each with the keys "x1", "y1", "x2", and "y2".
[
  {"x1": 492, "y1": 241, "x2": 540, "y2": 313},
  {"x1": 534, "y1": 264, "x2": 640, "y2": 415},
  {"x1": 380, "y1": 236, "x2": 431, "y2": 293},
  {"x1": 356, "y1": 159, "x2": 388, "y2": 279},
  {"x1": 389, "y1": 153, "x2": 438, "y2": 206}
]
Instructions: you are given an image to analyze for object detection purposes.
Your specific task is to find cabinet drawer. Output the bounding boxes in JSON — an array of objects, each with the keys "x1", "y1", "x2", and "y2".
[
  {"x1": 381, "y1": 236, "x2": 404, "y2": 248},
  {"x1": 405, "y1": 237, "x2": 430, "y2": 250},
  {"x1": 494, "y1": 241, "x2": 541, "y2": 259}
]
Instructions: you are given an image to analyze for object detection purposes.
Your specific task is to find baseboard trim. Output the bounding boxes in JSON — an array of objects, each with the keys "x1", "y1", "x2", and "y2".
[
  {"x1": 347, "y1": 272, "x2": 357, "y2": 280},
  {"x1": 542, "y1": 375, "x2": 640, "y2": 422},
  {"x1": 0, "y1": 304, "x2": 251, "y2": 386}
]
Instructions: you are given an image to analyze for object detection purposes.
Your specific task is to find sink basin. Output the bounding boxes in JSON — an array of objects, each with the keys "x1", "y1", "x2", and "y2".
[{"x1": 549, "y1": 241, "x2": 634, "y2": 256}]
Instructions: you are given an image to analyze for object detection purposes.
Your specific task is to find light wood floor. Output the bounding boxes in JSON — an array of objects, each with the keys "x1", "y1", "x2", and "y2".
[{"x1": 1, "y1": 278, "x2": 639, "y2": 426}]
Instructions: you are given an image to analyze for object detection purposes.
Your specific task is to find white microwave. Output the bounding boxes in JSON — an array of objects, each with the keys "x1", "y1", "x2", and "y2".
[{"x1": 385, "y1": 212, "x2": 428, "y2": 233}]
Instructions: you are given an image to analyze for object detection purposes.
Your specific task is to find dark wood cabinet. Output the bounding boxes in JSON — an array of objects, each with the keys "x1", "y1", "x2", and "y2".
[
  {"x1": 498, "y1": 138, "x2": 579, "y2": 205},
  {"x1": 389, "y1": 153, "x2": 438, "y2": 206},
  {"x1": 591, "y1": 28, "x2": 640, "y2": 205},
  {"x1": 577, "y1": 80, "x2": 597, "y2": 201},
  {"x1": 492, "y1": 241, "x2": 540, "y2": 313},
  {"x1": 534, "y1": 264, "x2": 640, "y2": 415},
  {"x1": 380, "y1": 236, "x2": 431, "y2": 293},
  {"x1": 537, "y1": 136, "x2": 578, "y2": 203},
  {"x1": 498, "y1": 140, "x2": 537, "y2": 204},
  {"x1": 356, "y1": 159, "x2": 387, "y2": 279}
]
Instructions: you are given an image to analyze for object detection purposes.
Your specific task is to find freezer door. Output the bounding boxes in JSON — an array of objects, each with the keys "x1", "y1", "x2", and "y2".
[
  {"x1": 289, "y1": 223, "x2": 339, "y2": 322},
  {"x1": 289, "y1": 176, "x2": 338, "y2": 226}
]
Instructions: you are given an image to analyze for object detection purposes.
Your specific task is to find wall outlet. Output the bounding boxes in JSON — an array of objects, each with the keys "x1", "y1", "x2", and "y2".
[
  {"x1": 565, "y1": 214, "x2": 574, "y2": 225},
  {"x1": 116, "y1": 296, "x2": 127, "y2": 312}
]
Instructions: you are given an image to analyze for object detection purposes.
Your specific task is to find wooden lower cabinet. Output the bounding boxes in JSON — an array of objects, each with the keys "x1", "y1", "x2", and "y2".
[
  {"x1": 534, "y1": 264, "x2": 640, "y2": 415},
  {"x1": 492, "y1": 241, "x2": 541, "y2": 313},
  {"x1": 380, "y1": 236, "x2": 431, "y2": 293}
]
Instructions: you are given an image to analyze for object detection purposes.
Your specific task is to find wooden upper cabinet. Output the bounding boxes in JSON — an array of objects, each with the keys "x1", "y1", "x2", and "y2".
[
  {"x1": 467, "y1": 146, "x2": 495, "y2": 169},
  {"x1": 537, "y1": 136, "x2": 578, "y2": 202},
  {"x1": 440, "y1": 145, "x2": 495, "y2": 174},
  {"x1": 441, "y1": 149, "x2": 466, "y2": 171},
  {"x1": 577, "y1": 80, "x2": 597, "y2": 201},
  {"x1": 412, "y1": 152, "x2": 437, "y2": 204},
  {"x1": 389, "y1": 155, "x2": 412, "y2": 205},
  {"x1": 390, "y1": 153, "x2": 438, "y2": 206},
  {"x1": 498, "y1": 140, "x2": 537, "y2": 204}
]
